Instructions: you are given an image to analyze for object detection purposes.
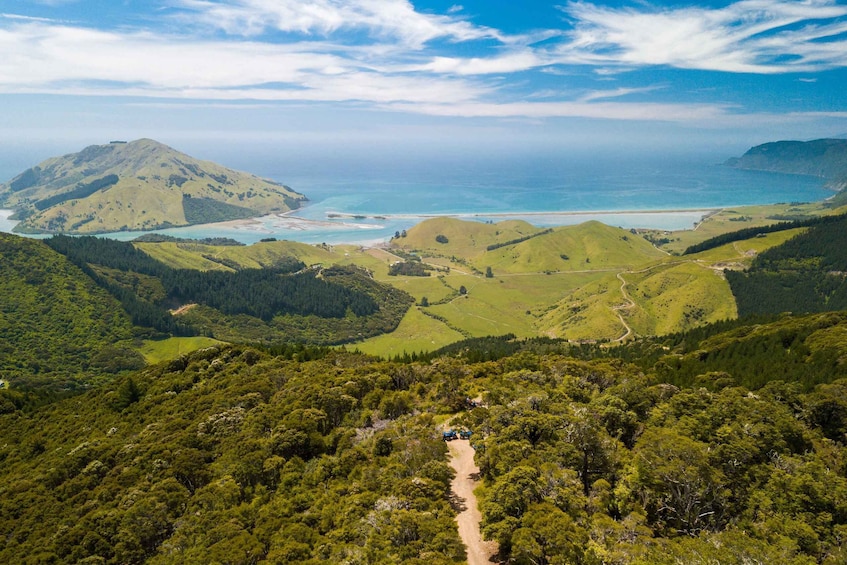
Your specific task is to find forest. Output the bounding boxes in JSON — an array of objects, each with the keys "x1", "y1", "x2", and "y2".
[
  {"x1": 727, "y1": 214, "x2": 847, "y2": 316},
  {"x1": 43, "y1": 235, "x2": 414, "y2": 345},
  {"x1": 4, "y1": 317, "x2": 847, "y2": 563},
  {"x1": 683, "y1": 211, "x2": 847, "y2": 255},
  {"x1": 0, "y1": 233, "x2": 143, "y2": 390}
]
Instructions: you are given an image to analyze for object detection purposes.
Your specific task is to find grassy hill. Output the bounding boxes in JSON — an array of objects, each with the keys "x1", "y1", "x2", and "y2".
[
  {"x1": 128, "y1": 218, "x2": 764, "y2": 349},
  {"x1": 0, "y1": 234, "x2": 142, "y2": 389},
  {"x1": 395, "y1": 217, "x2": 544, "y2": 259},
  {"x1": 0, "y1": 139, "x2": 306, "y2": 234},
  {"x1": 479, "y1": 220, "x2": 666, "y2": 274},
  {"x1": 124, "y1": 216, "x2": 811, "y2": 351}
]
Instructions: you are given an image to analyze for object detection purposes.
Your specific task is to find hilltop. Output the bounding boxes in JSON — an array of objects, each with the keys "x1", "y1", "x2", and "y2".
[
  {"x1": 726, "y1": 138, "x2": 847, "y2": 190},
  {"x1": 0, "y1": 139, "x2": 306, "y2": 234}
]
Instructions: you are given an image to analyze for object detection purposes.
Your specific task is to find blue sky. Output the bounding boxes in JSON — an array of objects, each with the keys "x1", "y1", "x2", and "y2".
[{"x1": 1, "y1": 0, "x2": 847, "y2": 169}]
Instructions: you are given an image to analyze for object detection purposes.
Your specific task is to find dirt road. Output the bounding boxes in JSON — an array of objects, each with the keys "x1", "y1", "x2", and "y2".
[{"x1": 447, "y1": 439, "x2": 500, "y2": 565}]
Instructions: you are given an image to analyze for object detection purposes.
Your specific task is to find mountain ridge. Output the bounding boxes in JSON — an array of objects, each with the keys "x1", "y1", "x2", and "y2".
[
  {"x1": 726, "y1": 138, "x2": 847, "y2": 190},
  {"x1": 0, "y1": 139, "x2": 306, "y2": 234}
]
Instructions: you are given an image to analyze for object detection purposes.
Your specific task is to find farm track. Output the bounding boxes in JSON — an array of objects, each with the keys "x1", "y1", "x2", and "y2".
[{"x1": 447, "y1": 439, "x2": 500, "y2": 565}]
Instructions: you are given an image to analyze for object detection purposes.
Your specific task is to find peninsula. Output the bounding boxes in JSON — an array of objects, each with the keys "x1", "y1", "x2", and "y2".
[{"x1": 0, "y1": 139, "x2": 307, "y2": 234}]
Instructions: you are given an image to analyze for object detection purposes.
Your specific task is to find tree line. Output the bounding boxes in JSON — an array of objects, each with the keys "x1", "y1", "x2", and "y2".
[
  {"x1": 683, "y1": 211, "x2": 847, "y2": 255},
  {"x1": 44, "y1": 236, "x2": 392, "y2": 337},
  {"x1": 727, "y1": 214, "x2": 847, "y2": 317},
  {"x1": 34, "y1": 174, "x2": 119, "y2": 211}
]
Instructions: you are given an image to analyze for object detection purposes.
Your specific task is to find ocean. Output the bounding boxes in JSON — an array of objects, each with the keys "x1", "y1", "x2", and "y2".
[{"x1": 0, "y1": 153, "x2": 830, "y2": 245}]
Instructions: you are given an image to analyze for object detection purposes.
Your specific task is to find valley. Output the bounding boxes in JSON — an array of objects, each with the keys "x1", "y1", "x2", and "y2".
[{"x1": 129, "y1": 204, "x2": 832, "y2": 357}]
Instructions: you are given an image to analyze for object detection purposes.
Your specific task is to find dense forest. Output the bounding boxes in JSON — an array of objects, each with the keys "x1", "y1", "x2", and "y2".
[
  {"x1": 727, "y1": 215, "x2": 847, "y2": 316},
  {"x1": 4, "y1": 325, "x2": 847, "y2": 563},
  {"x1": 683, "y1": 212, "x2": 847, "y2": 255},
  {"x1": 0, "y1": 234, "x2": 143, "y2": 390}
]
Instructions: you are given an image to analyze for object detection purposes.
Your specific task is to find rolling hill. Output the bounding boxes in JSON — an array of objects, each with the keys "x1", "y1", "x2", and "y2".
[
  {"x1": 128, "y1": 217, "x2": 758, "y2": 348},
  {"x1": 0, "y1": 139, "x2": 307, "y2": 234}
]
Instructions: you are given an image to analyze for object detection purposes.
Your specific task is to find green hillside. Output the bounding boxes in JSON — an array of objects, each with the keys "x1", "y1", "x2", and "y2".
[
  {"x1": 479, "y1": 221, "x2": 666, "y2": 274},
  {"x1": 136, "y1": 238, "x2": 339, "y2": 272},
  {"x1": 122, "y1": 217, "x2": 800, "y2": 351},
  {"x1": 726, "y1": 138, "x2": 847, "y2": 189},
  {"x1": 395, "y1": 217, "x2": 546, "y2": 260},
  {"x1": 0, "y1": 234, "x2": 142, "y2": 389},
  {"x1": 0, "y1": 139, "x2": 307, "y2": 234}
]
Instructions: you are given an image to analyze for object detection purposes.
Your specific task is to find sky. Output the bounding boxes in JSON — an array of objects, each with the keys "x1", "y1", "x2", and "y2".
[{"x1": 1, "y1": 0, "x2": 847, "y2": 172}]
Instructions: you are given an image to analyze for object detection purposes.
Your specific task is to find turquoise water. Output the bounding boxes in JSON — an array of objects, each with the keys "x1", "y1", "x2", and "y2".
[{"x1": 0, "y1": 154, "x2": 830, "y2": 244}]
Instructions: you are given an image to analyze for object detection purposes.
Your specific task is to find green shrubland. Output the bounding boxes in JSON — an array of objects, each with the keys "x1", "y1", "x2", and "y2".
[{"x1": 4, "y1": 320, "x2": 847, "y2": 562}]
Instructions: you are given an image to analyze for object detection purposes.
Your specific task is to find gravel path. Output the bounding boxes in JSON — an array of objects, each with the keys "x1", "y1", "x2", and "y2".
[{"x1": 447, "y1": 439, "x2": 500, "y2": 565}]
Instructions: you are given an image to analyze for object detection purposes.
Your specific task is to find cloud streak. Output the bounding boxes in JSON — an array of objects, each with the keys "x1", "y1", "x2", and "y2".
[
  {"x1": 557, "y1": 0, "x2": 847, "y2": 73},
  {"x1": 175, "y1": 0, "x2": 504, "y2": 48},
  {"x1": 0, "y1": 0, "x2": 846, "y2": 127}
]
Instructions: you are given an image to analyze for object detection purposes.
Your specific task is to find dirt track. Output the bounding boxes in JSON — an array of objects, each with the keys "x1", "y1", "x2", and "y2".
[{"x1": 447, "y1": 439, "x2": 499, "y2": 565}]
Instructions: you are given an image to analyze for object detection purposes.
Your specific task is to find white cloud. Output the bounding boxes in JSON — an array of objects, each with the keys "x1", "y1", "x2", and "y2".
[
  {"x1": 412, "y1": 51, "x2": 545, "y2": 75},
  {"x1": 0, "y1": 20, "x2": 489, "y2": 105},
  {"x1": 578, "y1": 86, "x2": 662, "y2": 102},
  {"x1": 556, "y1": 0, "x2": 847, "y2": 73},
  {"x1": 0, "y1": 13, "x2": 60, "y2": 23},
  {"x1": 176, "y1": 0, "x2": 503, "y2": 48},
  {"x1": 1, "y1": 0, "x2": 846, "y2": 127}
]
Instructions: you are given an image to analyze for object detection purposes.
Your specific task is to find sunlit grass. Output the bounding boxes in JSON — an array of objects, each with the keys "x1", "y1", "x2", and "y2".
[
  {"x1": 353, "y1": 307, "x2": 464, "y2": 357},
  {"x1": 138, "y1": 336, "x2": 225, "y2": 364}
]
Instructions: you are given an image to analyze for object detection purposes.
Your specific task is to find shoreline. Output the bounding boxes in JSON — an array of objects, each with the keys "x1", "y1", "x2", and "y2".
[
  {"x1": 204, "y1": 208, "x2": 717, "y2": 244},
  {"x1": 321, "y1": 207, "x2": 720, "y2": 220},
  {"x1": 0, "y1": 206, "x2": 741, "y2": 246},
  {"x1": 0, "y1": 202, "x2": 802, "y2": 246}
]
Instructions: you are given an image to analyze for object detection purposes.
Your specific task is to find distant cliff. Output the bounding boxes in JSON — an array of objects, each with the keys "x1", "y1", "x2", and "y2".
[
  {"x1": 0, "y1": 139, "x2": 307, "y2": 234},
  {"x1": 726, "y1": 138, "x2": 847, "y2": 190}
]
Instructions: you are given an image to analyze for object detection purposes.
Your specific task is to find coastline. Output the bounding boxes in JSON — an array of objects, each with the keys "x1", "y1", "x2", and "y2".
[
  {"x1": 0, "y1": 206, "x2": 729, "y2": 246},
  {"x1": 197, "y1": 208, "x2": 717, "y2": 244},
  {"x1": 322, "y1": 207, "x2": 719, "y2": 220}
]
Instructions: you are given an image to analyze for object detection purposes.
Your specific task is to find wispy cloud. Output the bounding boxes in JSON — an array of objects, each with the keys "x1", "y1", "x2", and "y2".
[
  {"x1": 411, "y1": 51, "x2": 546, "y2": 75},
  {"x1": 578, "y1": 86, "x2": 662, "y2": 102},
  {"x1": 175, "y1": 0, "x2": 504, "y2": 48},
  {"x1": 0, "y1": 13, "x2": 60, "y2": 23},
  {"x1": 556, "y1": 0, "x2": 847, "y2": 73},
  {"x1": 0, "y1": 0, "x2": 846, "y2": 126},
  {"x1": 384, "y1": 99, "x2": 732, "y2": 122}
]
